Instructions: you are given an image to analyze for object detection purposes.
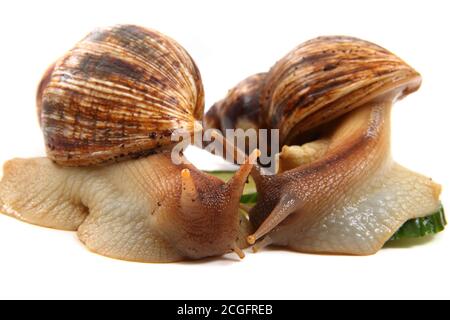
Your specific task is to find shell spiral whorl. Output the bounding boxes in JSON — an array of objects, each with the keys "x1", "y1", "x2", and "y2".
[
  {"x1": 38, "y1": 25, "x2": 204, "y2": 166},
  {"x1": 260, "y1": 36, "x2": 421, "y2": 144},
  {"x1": 206, "y1": 36, "x2": 422, "y2": 147}
]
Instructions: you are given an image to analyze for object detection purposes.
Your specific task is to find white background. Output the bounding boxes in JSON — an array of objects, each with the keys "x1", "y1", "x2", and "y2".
[{"x1": 0, "y1": 0, "x2": 449, "y2": 300}]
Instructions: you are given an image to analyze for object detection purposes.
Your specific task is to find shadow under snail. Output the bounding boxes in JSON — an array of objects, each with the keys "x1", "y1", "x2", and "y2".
[
  {"x1": 0, "y1": 25, "x2": 258, "y2": 262},
  {"x1": 206, "y1": 36, "x2": 442, "y2": 255}
]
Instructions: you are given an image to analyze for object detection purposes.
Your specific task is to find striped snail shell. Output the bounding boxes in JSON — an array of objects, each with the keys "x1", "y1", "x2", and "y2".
[
  {"x1": 261, "y1": 36, "x2": 421, "y2": 144},
  {"x1": 206, "y1": 36, "x2": 421, "y2": 146},
  {"x1": 37, "y1": 24, "x2": 204, "y2": 166},
  {"x1": 204, "y1": 73, "x2": 266, "y2": 132}
]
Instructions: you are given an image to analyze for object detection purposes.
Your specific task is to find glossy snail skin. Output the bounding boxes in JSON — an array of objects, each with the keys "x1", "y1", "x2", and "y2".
[
  {"x1": 0, "y1": 151, "x2": 257, "y2": 262},
  {"x1": 207, "y1": 36, "x2": 442, "y2": 255},
  {"x1": 38, "y1": 25, "x2": 204, "y2": 167}
]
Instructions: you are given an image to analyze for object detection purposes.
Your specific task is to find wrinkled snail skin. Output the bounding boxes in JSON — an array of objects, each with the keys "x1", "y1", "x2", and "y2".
[
  {"x1": 37, "y1": 25, "x2": 204, "y2": 167},
  {"x1": 0, "y1": 151, "x2": 257, "y2": 262},
  {"x1": 249, "y1": 101, "x2": 441, "y2": 255}
]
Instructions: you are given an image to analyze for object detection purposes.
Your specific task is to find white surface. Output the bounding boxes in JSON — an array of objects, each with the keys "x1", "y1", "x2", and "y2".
[{"x1": 0, "y1": 0, "x2": 449, "y2": 300}]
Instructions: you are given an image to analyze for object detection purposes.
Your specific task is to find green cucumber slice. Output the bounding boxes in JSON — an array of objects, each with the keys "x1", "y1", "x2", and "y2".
[
  {"x1": 240, "y1": 192, "x2": 259, "y2": 204},
  {"x1": 389, "y1": 205, "x2": 446, "y2": 241}
]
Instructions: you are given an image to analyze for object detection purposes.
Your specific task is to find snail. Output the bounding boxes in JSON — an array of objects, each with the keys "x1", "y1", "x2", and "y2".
[
  {"x1": 0, "y1": 25, "x2": 257, "y2": 262},
  {"x1": 206, "y1": 36, "x2": 442, "y2": 255}
]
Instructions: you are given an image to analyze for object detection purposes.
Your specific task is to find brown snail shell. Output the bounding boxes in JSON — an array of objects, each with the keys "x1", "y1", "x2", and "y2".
[
  {"x1": 262, "y1": 36, "x2": 421, "y2": 144},
  {"x1": 206, "y1": 36, "x2": 422, "y2": 146},
  {"x1": 204, "y1": 73, "x2": 266, "y2": 132},
  {"x1": 37, "y1": 25, "x2": 204, "y2": 166}
]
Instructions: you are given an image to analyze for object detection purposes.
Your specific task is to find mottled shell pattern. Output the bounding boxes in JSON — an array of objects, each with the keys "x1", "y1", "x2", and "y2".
[
  {"x1": 261, "y1": 36, "x2": 422, "y2": 144},
  {"x1": 37, "y1": 25, "x2": 204, "y2": 166},
  {"x1": 204, "y1": 73, "x2": 266, "y2": 132}
]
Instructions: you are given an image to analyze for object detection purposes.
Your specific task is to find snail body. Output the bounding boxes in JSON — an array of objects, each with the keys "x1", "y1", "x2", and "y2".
[
  {"x1": 0, "y1": 25, "x2": 254, "y2": 262},
  {"x1": 207, "y1": 36, "x2": 442, "y2": 255},
  {"x1": 0, "y1": 152, "x2": 255, "y2": 262},
  {"x1": 249, "y1": 101, "x2": 440, "y2": 254}
]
